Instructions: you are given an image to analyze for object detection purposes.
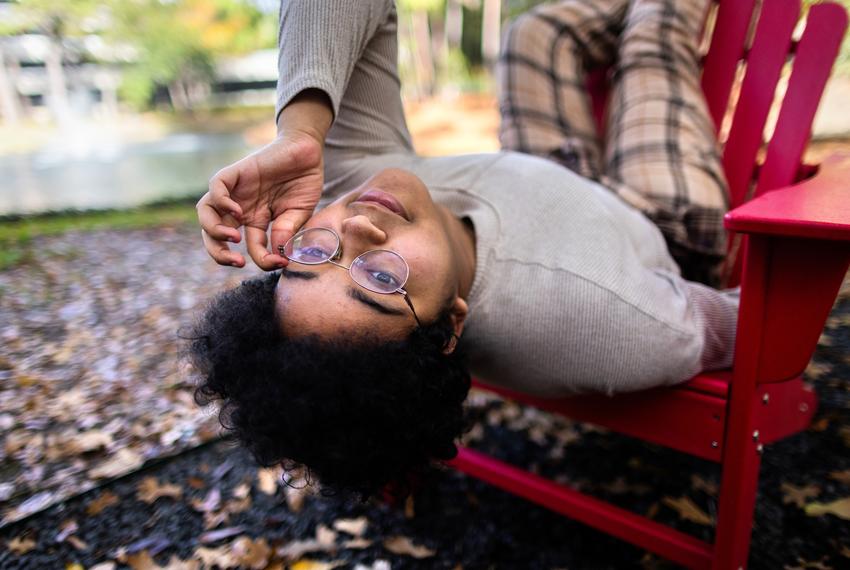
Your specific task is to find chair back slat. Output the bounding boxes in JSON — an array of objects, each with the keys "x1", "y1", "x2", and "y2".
[
  {"x1": 756, "y1": 2, "x2": 849, "y2": 194},
  {"x1": 722, "y1": 0, "x2": 800, "y2": 210},
  {"x1": 701, "y1": 0, "x2": 758, "y2": 133}
]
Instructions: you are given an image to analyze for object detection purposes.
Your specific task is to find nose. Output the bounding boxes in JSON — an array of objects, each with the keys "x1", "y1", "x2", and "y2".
[{"x1": 340, "y1": 214, "x2": 388, "y2": 248}]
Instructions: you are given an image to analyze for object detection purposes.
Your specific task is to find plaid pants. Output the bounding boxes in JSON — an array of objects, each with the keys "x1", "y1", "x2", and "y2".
[{"x1": 498, "y1": 0, "x2": 729, "y2": 287}]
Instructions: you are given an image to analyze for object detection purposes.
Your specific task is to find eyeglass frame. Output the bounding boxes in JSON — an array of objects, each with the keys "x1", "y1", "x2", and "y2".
[{"x1": 279, "y1": 227, "x2": 422, "y2": 327}]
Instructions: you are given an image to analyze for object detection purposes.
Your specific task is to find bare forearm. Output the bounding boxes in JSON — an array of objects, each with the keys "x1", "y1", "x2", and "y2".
[{"x1": 276, "y1": 89, "x2": 334, "y2": 143}]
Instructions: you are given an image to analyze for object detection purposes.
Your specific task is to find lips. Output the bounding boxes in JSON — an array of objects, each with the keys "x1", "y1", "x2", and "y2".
[{"x1": 354, "y1": 190, "x2": 410, "y2": 221}]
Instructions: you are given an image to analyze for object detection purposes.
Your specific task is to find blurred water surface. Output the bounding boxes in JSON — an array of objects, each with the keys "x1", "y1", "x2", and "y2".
[{"x1": 0, "y1": 131, "x2": 255, "y2": 215}]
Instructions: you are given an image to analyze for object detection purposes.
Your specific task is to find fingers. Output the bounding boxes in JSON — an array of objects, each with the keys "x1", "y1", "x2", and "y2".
[
  {"x1": 197, "y1": 199, "x2": 241, "y2": 243},
  {"x1": 245, "y1": 225, "x2": 288, "y2": 271},
  {"x1": 208, "y1": 175, "x2": 243, "y2": 219},
  {"x1": 201, "y1": 229, "x2": 246, "y2": 267},
  {"x1": 269, "y1": 208, "x2": 313, "y2": 253}
]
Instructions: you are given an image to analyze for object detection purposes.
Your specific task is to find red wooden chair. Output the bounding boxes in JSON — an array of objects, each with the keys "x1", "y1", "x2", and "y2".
[{"x1": 447, "y1": 1, "x2": 850, "y2": 568}]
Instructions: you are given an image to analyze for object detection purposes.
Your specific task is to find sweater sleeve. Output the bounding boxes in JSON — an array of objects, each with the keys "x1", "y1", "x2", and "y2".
[{"x1": 276, "y1": 0, "x2": 414, "y2": 157}]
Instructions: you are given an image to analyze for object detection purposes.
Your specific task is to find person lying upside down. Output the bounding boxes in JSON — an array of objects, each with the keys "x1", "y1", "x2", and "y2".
[{"x1": 190, "y1": 0, "x2": 740, "y2": 497}]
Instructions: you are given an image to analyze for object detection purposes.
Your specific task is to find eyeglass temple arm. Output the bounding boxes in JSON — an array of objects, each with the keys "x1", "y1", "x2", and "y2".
[{"x1": 399, "y1": 289, "x2": 422, "y2": 328}]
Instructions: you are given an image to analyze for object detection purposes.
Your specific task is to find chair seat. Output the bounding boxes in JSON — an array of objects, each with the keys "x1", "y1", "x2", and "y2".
[{"x1": 470, "y1": 370, "x2": 815, "y2": 462}]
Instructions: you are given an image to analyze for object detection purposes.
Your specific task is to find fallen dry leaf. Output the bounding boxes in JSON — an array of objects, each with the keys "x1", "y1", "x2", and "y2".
[
  {"x1": 70, "y1": 430, "x2": 114, "y2": 453},
  {"x1": 382, "y1": 536, "x2": 436, "y2": 558},
  {"x1": 404, "y1": 495, "x2": 415, "y2": 519},
  {"x1": 257, "y1": 468, "x2": 279, "y2": 495},
  {"x1": 225, "y1": 496, "x2": 252, "y2": 515},
  {"x1": 230, "y1": 536, "x2": 272, "y2": 570},
  {"x1": 804, "y1": 497, "x2": 850, "y2": 520},
  {"x1": 661, "y1": 496, "x2": 714, "y2": 526},
  {"x1": 276, "y1": 540, "x2": 329, "y2": 561},
  {"x1": 66, "y1": 535, "x2": 89, "y2": 551},
  {"x1": 781, "y1": 483, "x2": 821, "y2": 508},
  {"x1": 187, "y1": 477, "x2": 206, "y2": 490},
  {"x1": 599, "y1": 477, "x2": 650, "y2": 495},
  {"x1": 124, "y1": 550, "x2": 158, "y2": 570},
  {"x1": 193, "y1": 545, "x2": 235, "y2": 568},
  {"x1": 333, "y1": 517, "x2": 368, "y2": 537},
  {"x1": 86, "y1": 491, "x2": 119, "y2": 516},
  {"x1": 784, "y1": 556, "x2": 833, "y2": 570},
  {"x1": 7, "y1": 534, "x2": 37, "y2": 555},
  {"x1": 90, "y1": 448, "x2": 145, "y2": 479},
  {"x1": 232, "y1": 483, "x2": 251, "y2": 500},
  {"x1": 277, "y1": 525, "x2": 339, "y2": 561},
  {"x1": 316, "y1": 524, "x2": 337, "y2": 547},
  {"x1": 202, "y1": 510, "x2": 231, "y2": 531},
  {"x1": 804, "y1": 360, "x2": 832, "y2": 379},
  {"x1": 191, "y1": 488, "x2": 222, "y2": 514},
  {"x1": 136, "y1": 477, "x2": 183, "y2": 504},
  {"x1": 645, "y1": 502, "x2": 660, "y2": 519},
  {"x1": 342, "y1": 538, "x2": 373, "y2": 550},
  {"x1": 690, "y1": 474, "x2": 718, "y2": 496},
  {"x1": 56, "y1": 519, "x2": 79, "y2": 542},
  {"x1": 831, "y1": 470, "x2": 850, "y2": 485}
]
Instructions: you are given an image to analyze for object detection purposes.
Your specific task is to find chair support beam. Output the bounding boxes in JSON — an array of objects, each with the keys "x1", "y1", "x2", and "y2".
[{"x1": 450, "y1": 447, "x2": 714, "y2": 569}]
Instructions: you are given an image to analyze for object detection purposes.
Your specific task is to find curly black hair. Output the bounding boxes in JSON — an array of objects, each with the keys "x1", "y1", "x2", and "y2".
[{"x1": 187, "y1": 272, "x2": 471, "y2": 499}]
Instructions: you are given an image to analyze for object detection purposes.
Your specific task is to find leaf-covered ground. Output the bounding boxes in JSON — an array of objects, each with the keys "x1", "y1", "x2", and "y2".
[
  {"x1": 1, "y1": 223, "x2": 849, "y2": 569},
  {"x1": 0, "y1": 225, "x2": 262, "y2": 526}
]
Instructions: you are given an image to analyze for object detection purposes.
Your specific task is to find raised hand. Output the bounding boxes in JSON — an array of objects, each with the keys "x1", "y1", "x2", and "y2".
[{"x1": 196, "y1": 90, "x2": 333, "y2": 271}]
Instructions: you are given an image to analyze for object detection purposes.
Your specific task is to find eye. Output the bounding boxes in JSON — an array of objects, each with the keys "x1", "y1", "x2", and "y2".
[
  {"x1": 366, "y1": 269, "x2": 402, "y2": 289},
  {"x1": 293, "y1": 246, "x2": 332, "y2": 262}
]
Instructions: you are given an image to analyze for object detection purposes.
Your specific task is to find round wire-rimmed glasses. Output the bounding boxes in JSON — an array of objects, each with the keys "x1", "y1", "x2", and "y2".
[{"x1": 281, "y1": 227, "x2": 422, "y2": 327}]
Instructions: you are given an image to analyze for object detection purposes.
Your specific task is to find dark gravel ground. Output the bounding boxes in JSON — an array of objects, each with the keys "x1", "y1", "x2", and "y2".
[
  {"x1": 1, "y1": 287, "x2": 848, "y2": 569},
  {"x1": 0, "y1": 222, "x2": 848, "y2": 569}
]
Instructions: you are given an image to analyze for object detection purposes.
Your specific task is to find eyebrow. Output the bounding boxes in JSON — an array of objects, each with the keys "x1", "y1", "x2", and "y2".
[
  {"x1": 281, "y1": 269, "x2": 405, "y2": 317},
  {"x1": 347, "y1": 287, "x2": 406, "y2": 316},
  {"x1": 281, "y1": 269, "x2": 318, "y2": 281}
]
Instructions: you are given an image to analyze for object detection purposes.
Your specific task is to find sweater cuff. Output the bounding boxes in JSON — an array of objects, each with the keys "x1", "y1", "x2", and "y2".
[{"x1": 275, "y1": 75, "x2": 341, "y2": 128}]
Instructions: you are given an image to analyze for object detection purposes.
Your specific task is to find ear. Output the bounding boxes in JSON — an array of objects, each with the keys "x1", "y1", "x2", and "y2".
[{"x1": 443, "y1": 296, "x2": 469, "y2": 355}]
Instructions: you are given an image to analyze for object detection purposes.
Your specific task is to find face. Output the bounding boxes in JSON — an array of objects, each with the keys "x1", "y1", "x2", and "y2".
[{"x1": 274, "y1": 168, "x2": 467, "y2": 343}]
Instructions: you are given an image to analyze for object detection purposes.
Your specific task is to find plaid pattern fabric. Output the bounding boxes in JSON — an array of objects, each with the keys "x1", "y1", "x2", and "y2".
[{"x1": 498, "y1": 0, "x2": 729, "y2": 287}]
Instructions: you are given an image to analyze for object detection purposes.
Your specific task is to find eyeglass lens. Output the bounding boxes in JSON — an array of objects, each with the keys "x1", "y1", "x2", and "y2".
[{"x1": 283, "y1": 228, "x2": 410, "y2": 295}]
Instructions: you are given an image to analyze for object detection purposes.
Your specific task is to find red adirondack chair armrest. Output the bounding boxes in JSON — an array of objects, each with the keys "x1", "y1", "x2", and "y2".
[{"x1": 723, "y1": 152, "x2": 850, "y2": 240}]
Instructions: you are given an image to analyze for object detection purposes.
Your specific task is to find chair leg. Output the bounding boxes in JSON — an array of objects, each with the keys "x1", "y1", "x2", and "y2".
[{"x1": 711, "y1": 387, "x2": 764, "y2": 569}]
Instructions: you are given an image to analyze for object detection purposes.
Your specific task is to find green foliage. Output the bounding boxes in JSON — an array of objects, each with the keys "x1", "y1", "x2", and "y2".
[
  {"x1": 117, "y1": 67, "x2": 157, "y2": 112},
  {"x1": 0, "y1": 202, "x2": 197, "y2": 270},
  {"x1": 2, "y1": 0, "x2": 101, "y2": 37},
  {"x1": 107, "y1": 0, "x2": 276, "y2": 109},
  {"x1": 398, "y1": 0, "x2": 445, "y2": 14}
]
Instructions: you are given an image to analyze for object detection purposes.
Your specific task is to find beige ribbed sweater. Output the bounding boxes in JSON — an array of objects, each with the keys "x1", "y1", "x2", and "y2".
[{"x1": 276, "y1": 0, "x2": 740, "y2": 396}]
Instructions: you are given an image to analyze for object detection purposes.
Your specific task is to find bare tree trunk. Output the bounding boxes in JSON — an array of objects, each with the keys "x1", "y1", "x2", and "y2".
[
  {"x1": 44, "y1": 35, "x2": 71, "y2": 123},
  {"x1": 431, "y1": 10, "x2": 447, "y2": 74},
  {"x1": 187, "y1": 79, "x2": 210, "y2": 109},
  {"x1": 0, "y1": 44, "x2": 21, "y2": 125},
  {"x1": 446, "y1": 0, "x2": 464, "y2": 49},
  {"x1": 168, "y1": 81, "x2": 189, "y2": 111},
  {"x1": 411, "y1": 10, "x2": 435, "y2": 96},
  {"x1": 481, "y1": 0, "x2": 501, "y2": 68}
]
